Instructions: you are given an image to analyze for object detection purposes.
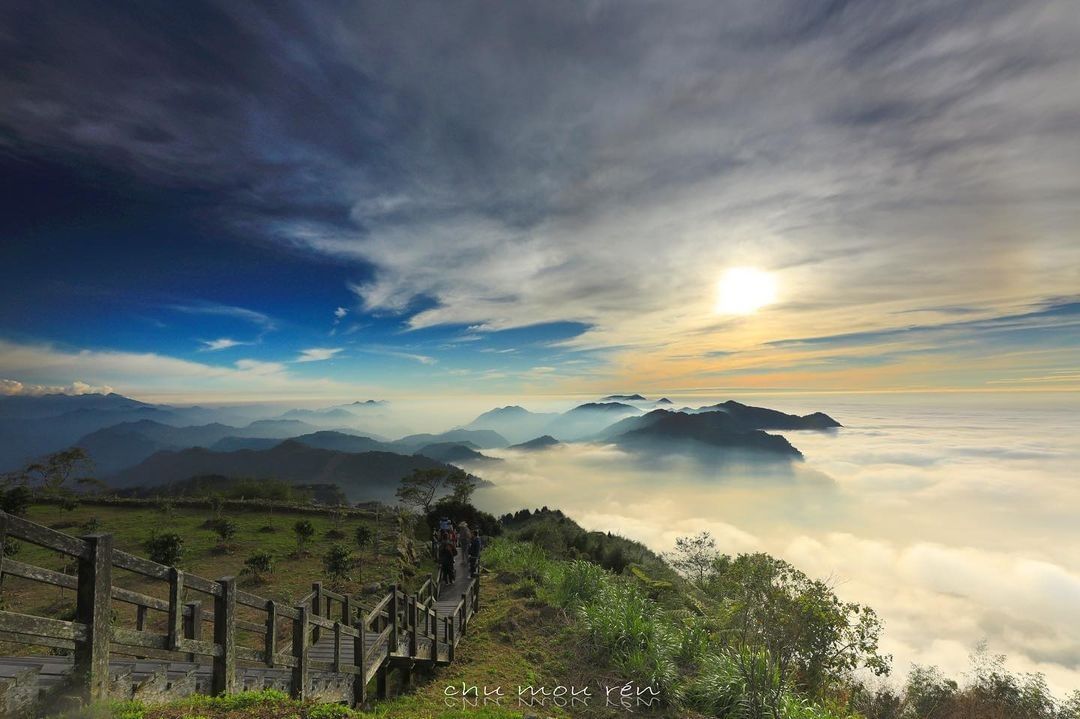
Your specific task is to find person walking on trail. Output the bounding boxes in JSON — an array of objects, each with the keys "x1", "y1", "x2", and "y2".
[
  {"x1": 439, "y1": 535, "x2": 456, "y2": 584},
  {"x1": 458, "y1": 522, "x2": 472, "y2": 560},
  {"x1": 468, "y1": 532, "x2": 482, "y2": 578},
  {"x1": 431, "y1": 527, "x2": 440, "y2": 560}
]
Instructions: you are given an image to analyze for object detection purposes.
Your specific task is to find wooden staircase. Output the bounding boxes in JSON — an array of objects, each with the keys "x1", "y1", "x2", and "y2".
[{"x1": 0, "y1": 510, "x2": 481, "y2": 717}]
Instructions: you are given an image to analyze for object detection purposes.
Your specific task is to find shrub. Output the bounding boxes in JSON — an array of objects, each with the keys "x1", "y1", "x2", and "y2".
[
  {"x1": 144, "y1": 532, "x2": 184, "y2": 566},
  {"x1": 214, "y1": 518, "x2": 238, "y2": 543},
  {"x1": 323, "y1": 544, "x2": 353, "y2": 582},
  {"x1": 0, "y1": 485, "x2": 32, "y2": 516},
  {"x1": 293, "y1": 519, "x2": 315, "y2": 553},
  {"x1": 355, "y1": 525, "x2": 374, "y2": 550},
  {"x1": 242, "y1": 551, "x2": 274, "y2": 583}
]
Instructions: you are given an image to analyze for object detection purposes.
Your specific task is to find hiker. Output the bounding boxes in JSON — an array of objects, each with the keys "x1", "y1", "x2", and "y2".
[
  {"x1": 468, "y1": 532, "x2": 482, "y2": 577},
  {"x1": 457, "y1": 521, "x2": 472, "y2": 560},
  {"x1": 439, "y1": 535, "x2": 456, "y2": 584},
  {"x1": 431, "y1": 527, "x2": 440, "y2": 560}
]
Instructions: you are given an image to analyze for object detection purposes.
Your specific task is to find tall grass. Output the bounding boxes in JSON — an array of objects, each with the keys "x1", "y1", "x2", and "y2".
[{"x1": 487, "y1": 537, "x2": 853, "y2": 719}]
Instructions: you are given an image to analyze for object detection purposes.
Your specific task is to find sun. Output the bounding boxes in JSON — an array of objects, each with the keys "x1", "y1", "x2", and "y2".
[{"x1": 715, "y1": 267, "x2": 778, "y2": 315}]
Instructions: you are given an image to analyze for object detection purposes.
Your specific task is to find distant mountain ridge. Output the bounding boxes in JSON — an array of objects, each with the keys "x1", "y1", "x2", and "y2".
[
  {"x1": 109, "y1": 442, "x2": 453, "y2": 502},
  {"x1": 602, "y1": 409, "x2": 802, "y2": 459},
  {"x1": 684, "y1": 400, "x2": 841, "y2": 430},
  {"x1": 507, "y1": 435, "x2": 560, "y2": 451}
]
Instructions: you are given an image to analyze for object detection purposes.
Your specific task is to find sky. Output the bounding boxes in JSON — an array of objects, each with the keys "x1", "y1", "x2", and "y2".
[{"x1": 1, "y1": 0, "x2": 1078, "y2": 401}]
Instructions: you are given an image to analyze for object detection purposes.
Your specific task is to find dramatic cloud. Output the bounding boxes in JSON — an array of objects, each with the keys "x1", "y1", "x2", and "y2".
[{"x1": 1, "y1": 1, "x2": 1076, "y2": 392}]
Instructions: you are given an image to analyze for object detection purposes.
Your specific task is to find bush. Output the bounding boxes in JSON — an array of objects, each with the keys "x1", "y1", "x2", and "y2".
[
  {"x1": 144, "y1": 532, "x2": 184, "y2": 566},
  {"x1": 355, "y1": 525, "x2": 374, "y2": 550},
  {"x1": 323, "y1": 544, "x2": 353, "y2": 582},
  {"x1": 242, "y1": 551, "x2": 274, "y2": 583},
  {"x1": 294, "y1": 519, "x2": 315, "y2": 553},
  {"x1": 214, "y1": 517, "x2": 238, "y2": 543},
  {"x1": 0, "y1": 485, "x2": 32, "y2": 516}
]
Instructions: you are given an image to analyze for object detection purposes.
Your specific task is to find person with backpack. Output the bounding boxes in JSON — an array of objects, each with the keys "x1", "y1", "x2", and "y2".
[
  {"x1": 439, "y1": 532, "x2": 456, "y2": 584},
  {"x1": 468, "y1": 532, "x2": 482, "y2": 578},
  {"x1": 458, "y1": 521, "x2": 472, "y2": 560}
]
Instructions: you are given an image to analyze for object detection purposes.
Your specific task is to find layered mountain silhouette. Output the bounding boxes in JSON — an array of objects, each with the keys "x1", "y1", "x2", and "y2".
[
  {"x1": 683, "y1": 400, "x2": 841, "y2": 430},
  {"x1": 109, "y1": 441, "x2": 453, "y2": 502},
  {"x1": 600, "y1": 409, "x2": 802, "y2": 460},
  {"x1": 4, "y1": 392, "x2": 842, "y2": 493},
  {"x1": 389, "y1": 429, "x2": 508, "y2": 454},
  {"x1": 414, "y1": 442, "x2": 500, "y2": 463},
  {"x1": 71, "y1": 419, "x2": 324, "y2": 474},
  {"x1": 463, "y1": 405, "x2": 560, "y2": 444}
]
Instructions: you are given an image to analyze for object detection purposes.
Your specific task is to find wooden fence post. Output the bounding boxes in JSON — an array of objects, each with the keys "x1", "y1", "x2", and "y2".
[
  {"x1": 265, "y1": 600, "x2": 277, "y2": 668},
  {"x1": 185, "y1": 600, "x2": 202, "y2": 663},
  {"x1": 353, "y1": 614, "x2": 367, "y2": 707},
  {"x1": 310, "y1": 581, "x2": 322, "y2": 644},
  {"x1": 291, "y1": 605, "x2": 309, "y2": 700},
  {"x1": 389, "y1": 585, "x2": 398, "y2": 652},
  {"x1": 409, "y1": 597, "x2": 418, "y2": 656},
  {"x1": 167, "y1": 567, "x2": 184, "y2": 650},
  {"x1": 212, "y1": 576, "x2": 237, "y2": 695},
  {"x1": 74, "y1": 533, "x2": 112, "y2": 701}
]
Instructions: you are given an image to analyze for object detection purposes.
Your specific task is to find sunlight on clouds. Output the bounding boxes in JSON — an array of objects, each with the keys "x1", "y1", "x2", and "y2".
[{"x1": 715, "y1": 267, "x2": 778, "y2": 315}]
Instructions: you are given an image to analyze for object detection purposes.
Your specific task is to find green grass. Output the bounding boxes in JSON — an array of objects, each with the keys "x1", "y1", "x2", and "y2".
[{"x1": 0, "y1": 503, "x2": 409, "y2": 656}]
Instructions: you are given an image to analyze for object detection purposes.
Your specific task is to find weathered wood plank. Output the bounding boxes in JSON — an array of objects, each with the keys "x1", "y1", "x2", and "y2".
[
  {"x1": 111, "y1": 549, "x2": 169, "y2": 580},
  {"x1": 3, "y1": 513, "x2": 90, "y2": 559},
  {"x1": 0, "y1": 610, "x2": 88, "y2": 641},
  {"x1": 0, "y1": 629, "x2": 75, "y2": 651}
]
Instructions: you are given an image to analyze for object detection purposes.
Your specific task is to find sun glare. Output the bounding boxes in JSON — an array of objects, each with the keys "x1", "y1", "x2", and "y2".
[{"x1": 716, "y1": 267, "x2": 778, "y2": 315}]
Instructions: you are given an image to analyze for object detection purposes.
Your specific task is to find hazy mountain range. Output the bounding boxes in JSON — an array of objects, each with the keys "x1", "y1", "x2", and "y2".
[{"x1": 0, "y1": 392, "x2": 841, "y2": 499}]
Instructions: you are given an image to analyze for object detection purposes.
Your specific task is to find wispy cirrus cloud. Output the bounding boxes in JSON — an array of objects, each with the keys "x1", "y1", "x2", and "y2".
[
  {"x1": 295, "y1": 347, "x2": 343, "y2": 363},
  {"x1": 199, "y1": 337, "x2": 246, "y2": 351},
  {"x1": 167, "y1": 302, "x2": 275, "y2": 329}
]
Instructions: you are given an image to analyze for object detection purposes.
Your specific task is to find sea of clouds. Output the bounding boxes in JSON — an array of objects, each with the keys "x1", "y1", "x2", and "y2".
[{"x1": 465, "y1": 393, "x2": 1080, "y2": 696}]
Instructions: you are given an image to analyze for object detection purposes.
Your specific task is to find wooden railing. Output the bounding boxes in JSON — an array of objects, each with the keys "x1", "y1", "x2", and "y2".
[{"x1": 0, "y1": 510, "x2": 482, "y2": 709}]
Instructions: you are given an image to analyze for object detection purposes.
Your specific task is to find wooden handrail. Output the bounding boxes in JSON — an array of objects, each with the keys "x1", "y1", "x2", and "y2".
[{"x1": 0, "y1": 509, "x2": 481, "y2": 708}]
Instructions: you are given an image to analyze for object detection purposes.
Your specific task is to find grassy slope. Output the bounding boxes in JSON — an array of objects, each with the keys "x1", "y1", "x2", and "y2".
[
  {"x1": 1, "y1": 503, "x2": 400, "y2": 657},
  {"x1": 80, "y1": 559, "x2": 683, "y2": 719},
  {"x1": 8, "y1": 504, "x2": 689, "y2": 718}
]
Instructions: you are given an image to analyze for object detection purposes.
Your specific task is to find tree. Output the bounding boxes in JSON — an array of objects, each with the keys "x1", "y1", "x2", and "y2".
[
  {"x1": 708, "y1": 552, "x2": 890, "y2": 706},
  {"x1": 395, "y1": 468, "x2": 453, "y2": 514},
  {"x1": 145, "y1": 532, "x2": 184, "y2": 566},
  {"x1": 355, "y1": 525, "x2": 373, "y2": 552},
  {"x1": 293, "y1": 519, "x2": 315, "y2": 554},
  {"x1": 323, "y1": 544, "x2": 353, "y2": 583},
  {"x1": 354, "y1": 525, "x2": 374, "y2": 582},
  {"x1": 6, "y1": 448, "x2": 96, "y2": 517},
  {"x1": 242, "y1": 551, "x2": 274, "y2": 584},
  {"x1": 447, "y1": 470, "x2": 480, "y2": 504},
  {"x1": 666, "y1": 532, "x2": 719, "y2": 585}
]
